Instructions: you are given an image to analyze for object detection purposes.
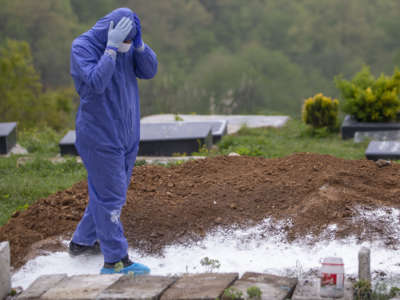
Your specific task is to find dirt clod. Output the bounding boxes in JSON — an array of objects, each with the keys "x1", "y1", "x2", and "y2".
[
  {"x1": 1, "y1": 153, "x2": 400, "y2": 269},
  {"x1": 376, "y1": 159, "x2": 391, "y2": 168}
]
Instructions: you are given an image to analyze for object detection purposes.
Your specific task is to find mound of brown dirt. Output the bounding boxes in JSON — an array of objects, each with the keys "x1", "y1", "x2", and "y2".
[{"x1": 1, "y1": 153, "x2": 400, "y2": 269}]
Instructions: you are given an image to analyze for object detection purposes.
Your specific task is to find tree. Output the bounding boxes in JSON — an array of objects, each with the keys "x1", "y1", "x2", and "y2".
[
  {"x1": 0, "y1": 40, "x2": 77, "y2": 129},
  {"x1": 2, "y1": 0, "x2": 400, "y2": 118},
  {"x1": 0, "y1": 40, "x2": 41, "y2": 126},
  {"x1": 0, "y1": 0, "x2": 79, "y2": 87}
]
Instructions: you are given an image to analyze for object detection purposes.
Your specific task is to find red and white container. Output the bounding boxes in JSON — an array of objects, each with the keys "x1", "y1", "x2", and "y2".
[{"x1": 320, "y1": 257, "x2": 345, "y2": 298}]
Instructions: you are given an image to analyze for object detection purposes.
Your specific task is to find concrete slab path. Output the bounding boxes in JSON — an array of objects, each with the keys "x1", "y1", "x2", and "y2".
[
  {"x1": 18, "y1": 274, "x2": 68, "y2": 300},
  {"x1": 98, "y1": 275, "x2": 178, "y2": 300},
  {"x1": 14, "y1": 272, "x2": 359, "y2": 299},
  {"x1": 160, "y1": 273, "x2": 238, "y2": 300},
  {"x1": 229, "y1": 272, "x2": 297, "y2": 300},
  {"x1": 40, "y1": 274, "x2": 123, "y2": 300}
]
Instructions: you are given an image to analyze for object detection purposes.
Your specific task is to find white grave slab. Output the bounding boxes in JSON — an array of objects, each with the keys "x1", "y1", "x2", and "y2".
[{"x1": 141, "y1": 114, "x2": 289, "y2": 134}]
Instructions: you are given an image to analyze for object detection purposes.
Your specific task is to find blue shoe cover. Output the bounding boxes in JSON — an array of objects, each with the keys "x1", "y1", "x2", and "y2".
[{"x1": 100, "y1": 262, "x2": 150, "y2": 275}]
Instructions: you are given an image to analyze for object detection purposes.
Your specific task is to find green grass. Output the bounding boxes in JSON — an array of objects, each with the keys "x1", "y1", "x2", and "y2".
[
  {"x1": 0, "y1": 127, "x2": 87, "y2": 226},
  {"x1": 0, "y1": 156, "x2": 87, "y2": 226},
  {"x1": 211, "y1": 118, "x2": 369, "y2": 159},
  {"x1": 0, "y1": 118, "x2": 371, "y2": 226}
]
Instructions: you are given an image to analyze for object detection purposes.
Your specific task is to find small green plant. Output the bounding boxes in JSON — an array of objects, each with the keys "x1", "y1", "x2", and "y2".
[
  {"x1": 223, "y1": 287, "x2": 243, "y2": 300},
  {"x1": 128, "y1": 271, "x2": 135, "y2": 279},
  {"x1": 353, "y1": 280, "x2": 400, "y2": 300},
  {"x1": 13, "y1": 203, "x2": 30, "y2": 214},
  {"x1": 302, "y1": 93, "x2": 339, "y2": 131},
  {"x1": 354, "y1": 280, "x2": 372, "y2": 300},
  {"x1": 174, "y1": 114, "x2": 184, "y2": 121},
  {"x1": 114, "y1": 261, "x2": 124, "y2": 273},
  {"x1": 196, "y1": 144, "x2": 210, "y2": 156},
  {"x1": 335, "y1": 66, "x2": 400, "y2": 122},
  {"x1": 200, "y1": 256, "x2": 221, "y2": 272},
  {"x1": 389, "y1": 286, "x2": 400, "y2": 298},
  {"x1": 135, "y1": 160, "x2": 147, "y2": 167},
  {"x1": 172, "y1": 152, "x2": 187, "y2": 157},
  {"x1": 9, "y1": 289, "x2": 17, "y2": 296},
  {"x1": 246, "y1": 285, "x2": 262, "y2": 299}
]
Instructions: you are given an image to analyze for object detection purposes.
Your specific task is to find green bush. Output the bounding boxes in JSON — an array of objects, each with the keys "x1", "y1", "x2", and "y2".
[
  {"x1": 18, "y1": 127, "x2": 64, "y2": 154},
  {"x1": 302, "y1": 93, "x2": 339, "y2": 130},
  {"x1": 222, "y1": 287, "x2": 243, "y2": 300},
  {"x1": 335, "y1": 66, "x2": 400, "y2": 122},
  {"x1": 247, "y1": 286, "x2": 262, "y2": 299}
]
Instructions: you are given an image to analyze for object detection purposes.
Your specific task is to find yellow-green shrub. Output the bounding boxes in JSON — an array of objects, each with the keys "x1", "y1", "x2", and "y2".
[
  {"x1": 302, "y1": 93, "x2": 339, "y2": 130},
  {"x1": 335, "y1": 66, "x2": 400, "y2": 122}
]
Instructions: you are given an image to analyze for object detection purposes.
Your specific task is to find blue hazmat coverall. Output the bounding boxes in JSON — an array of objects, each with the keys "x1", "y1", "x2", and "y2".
[{"x1": 70, "y1": 8, "x2": 158, "y2": 263}]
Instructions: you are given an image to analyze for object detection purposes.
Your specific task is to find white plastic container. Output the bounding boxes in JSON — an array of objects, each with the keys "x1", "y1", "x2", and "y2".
[{"x1": 320, "y1": 257, "x2": 345, "y2": 298}]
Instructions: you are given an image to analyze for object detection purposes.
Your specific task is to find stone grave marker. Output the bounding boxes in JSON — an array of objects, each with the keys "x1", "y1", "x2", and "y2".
[
  {"x1": 59, "y1": 130, "x2": 78, "y2": 156},
  {"x1": 0, "y1": 122, "x2": 17, "y2": 155},
  {"x1": 139, "y1": 122, "x2": 213, "y2": 156},
  {"x1": 365, "y1": 140, "x2": 400, "y2": 160},
  {"x1": 141, "y1": 114, "x2": 290, "y2": 134},
  {"x1": 200, "y1": 120, "x2": 228, "y2": 143},
  {"x1": 358, "y1": 247, "x2": 371, "y2": 282},
  {"x1": 354, "y1": 130, "x2": 400, "y2": 143},
  {"x1": 59, "y1": 122, "x2": 217, "y2": 157},
  {"x1": 153, "y1": 120, "x2": 228, "y2": 144},
  {"x1": 341, "y1": 115, "x2": 400, "y2": 139}
]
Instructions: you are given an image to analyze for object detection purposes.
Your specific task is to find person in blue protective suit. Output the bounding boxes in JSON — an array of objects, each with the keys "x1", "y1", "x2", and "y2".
[{"x1": 68, "y1": 8, "x2": 158, "y2": 275}]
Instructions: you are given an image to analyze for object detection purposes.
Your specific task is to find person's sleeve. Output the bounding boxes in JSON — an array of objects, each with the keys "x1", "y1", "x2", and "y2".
[
  {"x1": 133, "y1": 43, "x2": 158, "y2": 79},
  {"x1": 71, "y1": 43, "x2": 116, "y2": 94}
]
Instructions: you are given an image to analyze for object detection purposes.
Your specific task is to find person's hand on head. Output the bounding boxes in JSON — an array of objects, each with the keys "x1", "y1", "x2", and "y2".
[
  {"x1": 107, "y1": 16, "x2": 133, "y2": 50},
  {"x1": 133, "y1": 14, "x2": 143, "y2": 49}
]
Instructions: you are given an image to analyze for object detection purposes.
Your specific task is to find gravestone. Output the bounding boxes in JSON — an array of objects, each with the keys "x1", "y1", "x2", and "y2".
[
  {"x1": 0, "y1": 122, "x2": 17, "y2": 155},
  {"x1": 160, "y1": 121, "x2": 228, "y2": 144},
  {"x1": 59, "y1": 122, "x2": 217, "y2": 157},
  {"x1": 139, "y1": 122, "x2": 213, "y2": 156},
  {"x1": 342, "y1": 115, "x2": 400, "y2": 139},
  {"x1": 141, "y1": 114, "x2": 289, "y2": 134},
  {"x1": 59, "y1": 130, "x2": 78, "y2": 156},
  {"x1": 365, "y1": 141, "x2": 400, "y2": 160},
  {"x1": 354, "y1": 130, "x2": 400, "y2": 143},
  {"x1": 168, "y1": 121, "x2": 227, "y2": 144},
  {"x1": 358, "y1": 247, "x2": 371, "y2": 282},
  {"x1": 203, "y1": 120, "x2": 228, "y2": 143}
]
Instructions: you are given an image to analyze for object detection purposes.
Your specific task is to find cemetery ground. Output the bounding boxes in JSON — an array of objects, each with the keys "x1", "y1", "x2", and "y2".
[
  {"x1": 1, "y1": 118, "x2": 400, "y2": 297},
  {"x1": 0, "y1": 119, "x2": 369, "y2": 227}
]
